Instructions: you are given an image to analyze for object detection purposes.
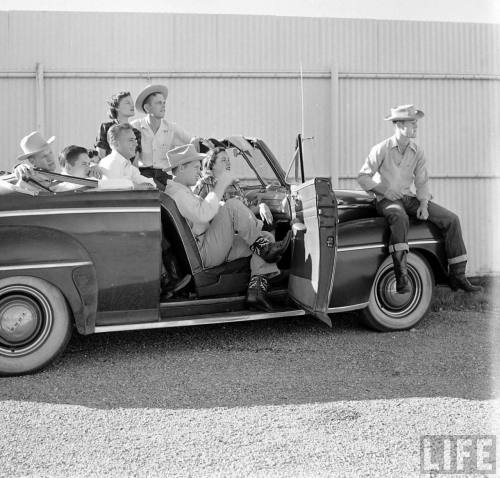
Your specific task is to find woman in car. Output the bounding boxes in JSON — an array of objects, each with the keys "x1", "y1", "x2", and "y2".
[
  {"x1": 95, "y1": 91, "x2": 142, "y2": 162},
  {"x1": 193, "y1": 146, "x2": 274, "y2": 226}
]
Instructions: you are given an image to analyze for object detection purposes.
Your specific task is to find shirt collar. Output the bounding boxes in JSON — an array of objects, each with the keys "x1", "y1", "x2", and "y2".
[
  {"x1": 389, "y1": 135, "x2": 417, "y2": 152},
  {"x1": 109, "y1": 149, "x2": 129, "y2": 164}
]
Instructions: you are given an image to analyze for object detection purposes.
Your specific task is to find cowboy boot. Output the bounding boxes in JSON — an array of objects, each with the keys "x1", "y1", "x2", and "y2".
[
  {"x1": 246, "y1": 275, "x2": 273, "y2": 312},
  {"x1": 161, "y1": 240, "x2": 192, "y2": 295},
  {"x1": 449, "y1": 261, "x2": 482, "y2": 293},
  {"x1": 250, "y1": 230, "x2": 292, "y2": 263},
  {"x1": 392, "y1": 251, "x2": 411, "y2": 294}
]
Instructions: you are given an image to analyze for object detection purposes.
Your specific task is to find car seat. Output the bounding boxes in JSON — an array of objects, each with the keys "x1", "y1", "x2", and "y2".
[{"x1": 160, "y1": 194, "x2": 251, "y2": 297}]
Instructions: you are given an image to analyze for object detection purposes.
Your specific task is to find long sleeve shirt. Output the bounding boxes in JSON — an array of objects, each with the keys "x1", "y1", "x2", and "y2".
[
  {"x1": 99, "y1": 150, "x2": 155, "y2": 186},
  {"x1": 165, "y1": 180, "x2": 220, "y2": 237},
  {"x1": 130, "y1": 117, "x2": 193, "y2": 169},
  {"x1": 357, "y1": 135, "x2": 431, "y2": 202}
]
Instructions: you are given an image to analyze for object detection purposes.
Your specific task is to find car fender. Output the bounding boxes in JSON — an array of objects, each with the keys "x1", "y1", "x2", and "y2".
[
  {"x1": 0, "y1": 225, "x2": 98, "y2": 334},
  {"x1": 330, "y1": 217, "x2": 447, "y2": 308}
]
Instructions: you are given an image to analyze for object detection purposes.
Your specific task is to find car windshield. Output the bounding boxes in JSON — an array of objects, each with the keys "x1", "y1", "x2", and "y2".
[{"x1": 226, "y1": 136, "x2": 283, "y2": 188}]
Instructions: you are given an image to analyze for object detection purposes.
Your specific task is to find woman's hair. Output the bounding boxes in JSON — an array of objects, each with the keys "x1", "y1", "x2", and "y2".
[
  {"x1": 202, "y1": 146, "x2": 226, "y2": 173},
  {"x1": 59, "y1": 145, "x2": 89, "y2": 168},
  {"x1": 107, "y1": 91, "x2": 132, "y2": 119}
]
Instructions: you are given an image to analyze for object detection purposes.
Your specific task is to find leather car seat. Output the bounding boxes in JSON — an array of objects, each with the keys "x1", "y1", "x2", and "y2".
[{"x1": 160, "y1": 194, "x2": 250, "y2": 297}]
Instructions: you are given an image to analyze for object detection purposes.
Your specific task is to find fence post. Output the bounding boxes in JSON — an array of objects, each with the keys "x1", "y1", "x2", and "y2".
[
  {"x1": 330, "y1": 63, "x2": 339, "y2": 189},
  {"x1": 35, "y1": 62, "x2": 45, "y2": 135}
]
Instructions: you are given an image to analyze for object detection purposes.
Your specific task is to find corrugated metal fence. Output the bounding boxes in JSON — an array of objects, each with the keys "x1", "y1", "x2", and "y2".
[{"x1": 1, "y1": 12, "x2": 499, "y2": 275}]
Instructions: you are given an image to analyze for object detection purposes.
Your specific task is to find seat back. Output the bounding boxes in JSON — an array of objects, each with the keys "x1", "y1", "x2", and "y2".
[{"x1": 160, "y1": 193, "x2": 204, "y2": 275}]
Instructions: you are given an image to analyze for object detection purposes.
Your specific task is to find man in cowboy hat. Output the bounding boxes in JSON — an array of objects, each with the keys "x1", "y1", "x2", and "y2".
[
  {"x1": 131, "y1": 84, "x2": 199, "y2": 190},
  {"x1": 358, "y1": 104, "x2": 480, "y2": 294},
  {"x1": 164, "y1": 144, "x2": 291, "y2": 311},
  {"x1": 14, "y1": 131, "x2": 102, "y2": 192}
]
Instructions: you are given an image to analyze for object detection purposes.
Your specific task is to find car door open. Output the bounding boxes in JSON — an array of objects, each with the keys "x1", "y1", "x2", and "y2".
[{"x1": 288, "y1": 177, "x2": 337, "y2": 326}]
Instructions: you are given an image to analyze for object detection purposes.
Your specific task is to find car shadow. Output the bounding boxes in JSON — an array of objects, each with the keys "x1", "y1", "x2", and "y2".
[{"x1": 0, "y1": 309, "x2": 495, "y2": 410}]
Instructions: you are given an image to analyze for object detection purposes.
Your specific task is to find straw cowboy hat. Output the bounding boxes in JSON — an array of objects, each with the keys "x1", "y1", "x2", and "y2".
[
  {"x1": 165, "y1": 144, "x2": 206, "y2": 171},
  {"x1": 17, "y1": 131, "x2": 55, "y2": 161},
  {"x1": 135, "y1": 84, "x2": 169, "y2": 114},
  {"x1": 385, "y1": 104, "x2": 424, "y2": 122}
]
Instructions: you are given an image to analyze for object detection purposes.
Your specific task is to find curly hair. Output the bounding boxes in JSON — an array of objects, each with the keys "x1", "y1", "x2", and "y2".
[
  {"x1": 107, "y1": 91, "x2": 132, "y2": 120},
  {"x1": 202, "y1": 146, "x2": 226, "y2": 173}
]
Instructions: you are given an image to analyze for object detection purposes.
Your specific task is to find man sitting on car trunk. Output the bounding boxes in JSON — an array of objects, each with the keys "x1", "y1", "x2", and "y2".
[
  {"x1": 357, "y1": 104, "x2": 480, "y2": 294},
  {"x1": 164, "y1": 144, "x2": 291, "y2": 311}
]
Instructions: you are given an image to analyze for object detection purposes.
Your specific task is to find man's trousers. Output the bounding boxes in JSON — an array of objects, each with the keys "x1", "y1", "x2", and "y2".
[
  {"x1": 198, "y1": 198, "x2": 279, "y2": 276},
  {"x1": 375, "y1": 195, "x2": 467, "y2": 264}
]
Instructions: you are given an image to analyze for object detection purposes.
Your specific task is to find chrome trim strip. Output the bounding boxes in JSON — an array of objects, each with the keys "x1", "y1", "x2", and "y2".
[
  {"x1": 338, "y1": 243, "x2": 384, "y2": 252},
  {"x1": 328, "y1": 302, "x2": 369, "y2": 313},
  {"x1": 0, "y1": 261, "x2": 92, "y2": 271},
  {"x1": 94, "y1": 309, "x2": 306, "y2": 333},
  {"x1": 0, "y1": 207, "x2": 159, "y2": 218},
  {"x1": 160, "y1": 295, "x2": 245, "y2": 308},
  {"x1": 408, "y1": 239, "x2": 440, "y2": 246},
  {"x1": 337, "y1": 204, "x2": 374, "y2": 209},
  {"x1": 338, "y1": 239, "x2": 440, "y2": 253}
]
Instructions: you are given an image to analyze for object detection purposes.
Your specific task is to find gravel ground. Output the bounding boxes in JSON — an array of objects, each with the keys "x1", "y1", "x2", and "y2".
[{"x1": 0, "y1": 309, "x2": 498, "y2": 477}]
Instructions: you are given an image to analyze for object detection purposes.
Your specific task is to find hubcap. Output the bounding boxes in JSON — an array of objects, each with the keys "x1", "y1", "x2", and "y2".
[
  {"x1": 375, "y1": 265, "x2": 422, "y2": 319},
  {"x1": 0, "y1": 296, "x2": 41, "y2": 344},
  {"x1": 0, "y1": 286, "x2": 53, "y2": 356}
]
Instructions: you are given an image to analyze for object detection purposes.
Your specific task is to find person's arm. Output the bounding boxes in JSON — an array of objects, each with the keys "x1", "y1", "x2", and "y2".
[
  {"x1": 129, "y1": 165, "x2": 156, "y2": 188},
  {"x1": 414, "y1": 151, "x2": 431, "y2": 219},
  {"x1": 176, "y1": 188, "x2": 220, "y2": 224},
  {"x1": 172, "y1": 124, "x2": 194, "y2": 147},
  {"x1": 358, "y1": 143, "x2": 402, "y2": 200}
]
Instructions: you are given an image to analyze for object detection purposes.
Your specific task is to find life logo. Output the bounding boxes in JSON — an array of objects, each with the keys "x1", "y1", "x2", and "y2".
[{"x1": 420, "y1": 435, "x2": 496, "y2": 475}]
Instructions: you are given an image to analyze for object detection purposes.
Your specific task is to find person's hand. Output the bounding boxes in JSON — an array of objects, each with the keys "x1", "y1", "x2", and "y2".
[
  {"x1": 259, "y1": 203, "x2": 273, "y2": 225},
  {"x1": 217, "y1": 170, "x2": 238, "y2": 189},
  {"x1": 134, "y1": 182, "x2": 156, "y2": 190},
  {"x1": 190, "y1": 137, "x2": 204, "y2": 153},
  {"x1": 383, "y1": 188, "x2": 403, "y2": 201},
  {"x1": 417, "y1": 202, "x2": 429, "y2": 220},
  {"x1": 88, "y1": 164, "x2": 103, "y2": 179},
  {"x1": 14, "y1": 163, "x2": 34, "y2": 182}
]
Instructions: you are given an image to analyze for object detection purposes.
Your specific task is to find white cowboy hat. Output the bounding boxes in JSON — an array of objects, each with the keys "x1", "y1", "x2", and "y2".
[
  {"x1": 17, "y1": 131, "x2": 55, "y2": 161},
  {"x1": 165, "y1": 144, "x2": 206, "y2": 171},
  {"x1": 135, "y1": 84, "x2": 169, "y2": 114},
  {"x1": 385, "y1": 104, "x2": 424, "y2": 122}
]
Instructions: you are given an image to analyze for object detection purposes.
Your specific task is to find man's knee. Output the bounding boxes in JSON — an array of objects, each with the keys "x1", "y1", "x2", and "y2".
[{"x1": 386, "y1": 209, "x2": 409, "y2": 227}]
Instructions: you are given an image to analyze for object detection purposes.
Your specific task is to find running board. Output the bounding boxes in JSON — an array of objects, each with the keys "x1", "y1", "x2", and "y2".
[{"x1": 94, "y1": 309, "x2": 306, "y2": 333}]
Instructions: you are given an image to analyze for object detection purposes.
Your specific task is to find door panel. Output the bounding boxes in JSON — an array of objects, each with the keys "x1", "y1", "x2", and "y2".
[{"x1": 288, "y1": 177, "x2": 337, "y2": 325}]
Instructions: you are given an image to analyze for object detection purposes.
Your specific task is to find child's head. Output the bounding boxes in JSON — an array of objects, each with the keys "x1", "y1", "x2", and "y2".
[{"x1": 59, "y1": 145, "x2": 91, "y2": 177}]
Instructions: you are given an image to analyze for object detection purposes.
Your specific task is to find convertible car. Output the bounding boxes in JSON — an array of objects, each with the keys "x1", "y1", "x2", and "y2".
[{"x1": 0, "y1": 135, "x2": 448, "y2": 375}]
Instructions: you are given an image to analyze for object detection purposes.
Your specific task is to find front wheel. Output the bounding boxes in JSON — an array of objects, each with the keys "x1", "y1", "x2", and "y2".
[
  {"x1": 0, "y1": 276, "x2": 72, "y2": 376},
  {"x1": 361, "y1": 252, "x2": 434, "y2": 332}
]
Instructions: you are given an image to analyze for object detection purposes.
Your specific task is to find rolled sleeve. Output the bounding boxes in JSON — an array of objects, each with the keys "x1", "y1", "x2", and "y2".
[
  {"x1": 414, "y1": 152, "x2": 431, "y2": 201},
  {"x1": 358, "y1": 144, "x2": 384, "y2": 191}
]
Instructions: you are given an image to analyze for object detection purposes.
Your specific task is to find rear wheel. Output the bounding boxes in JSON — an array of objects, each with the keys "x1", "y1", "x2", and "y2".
[
  {"x1": 361, "y1": 252, "x2": 434, "y2": 331},
  {"x1": 0, "y1": 276, "x2": 71, "y2": 376}
]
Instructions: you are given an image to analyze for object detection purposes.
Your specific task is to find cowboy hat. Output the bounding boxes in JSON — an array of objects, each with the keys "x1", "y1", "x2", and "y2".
[
  {"x1": 165, "y1": 144, "x2": 206, "y2": 171},
  {"x1": 17, "y1": 131, "x2": 55, "y2": 161},
  {"x1": 385, "y1": 104, "x2": 424, "y2": 122},
  {"x1": 135, "y1": 84, "x2": 169, "y2": 114}
]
